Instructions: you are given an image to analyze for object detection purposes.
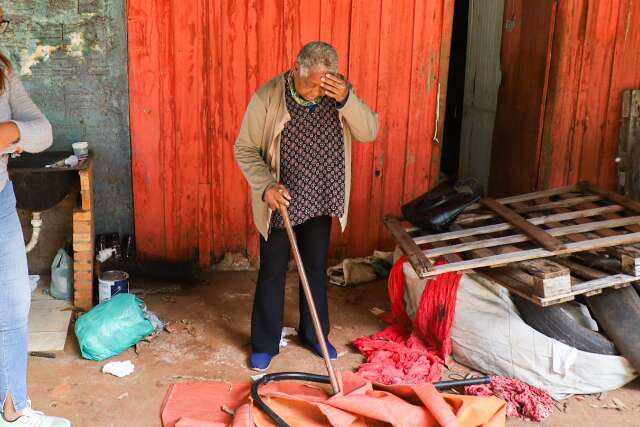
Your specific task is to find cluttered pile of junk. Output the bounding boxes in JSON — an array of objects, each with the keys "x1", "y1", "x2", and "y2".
[
  {"x1": 163, "y1": 177, "x2": 640, "y2": 426},
  {"x1": 370, "y1": 177, "x2": 640, "y2": 423},
  {"x1": 16, "y1": 148, "x2": 640, "y2": 427}
]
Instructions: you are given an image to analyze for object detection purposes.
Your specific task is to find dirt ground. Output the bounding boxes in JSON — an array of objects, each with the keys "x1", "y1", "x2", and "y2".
[{"x1": 27, "y1": 271, "x2": 640, "y2": 426}]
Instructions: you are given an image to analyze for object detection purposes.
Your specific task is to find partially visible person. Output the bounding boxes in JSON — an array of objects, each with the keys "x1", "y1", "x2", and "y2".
[
  {"x1": 235, "y1": 41, "x2": 378, "y2": 371},
  {"x1": 0, "y1": 6, "x2": 70, "y2": 427}
]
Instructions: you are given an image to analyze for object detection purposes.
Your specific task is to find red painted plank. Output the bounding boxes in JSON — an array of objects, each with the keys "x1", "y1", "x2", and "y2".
[
  {"x1": 298, "y1": 0, "x2": 322, "y2": 45},
  {"x1": 490, "y1": 0, "x2": 557, "y2": 196},
  {"x1": 199, "y1": 183, "x2": 212, "y2": 266},
  {"x1": 376, "y1": 0, "x2": 415, "y2": 248},
  {"x1": 245, "y1": 1, "x2": 259, "y2": 263},
  {"x1": 538, "y1": 0, "x2": 588, "y2": 189},
  {"x1": 429, "y1": 0, "x2": 455, "y2": 193},
  {"x1": 344, "y1": 0, "x2": 381, "y2": 256},
  {"x1": 127, "y1": 0, "x2": 166, "y2": 260},
  {"x1": 173, "y1": 0, "x2": 206, "y2": 260},
  {"x1": 404, "y1": 0, "x2": 444, "y2": 203},
  {"x1": 572, "y1": 1, "x2": 620, "y2": 186},
  {"x1": 320, "y1": 0, "x2": 352, "y2": 76},
  {"x1": 601, "y1": 0, "x2": 640, "y2": 190},
  {"x1": 221, "y1": 0, "x2": 249, "y2": 252},
  {"x1": 206, "y1": 0, "x2": 225, "y2": 261},
  {"x1": 159, "y1": 0, "x2": 179, "y2": 260}
]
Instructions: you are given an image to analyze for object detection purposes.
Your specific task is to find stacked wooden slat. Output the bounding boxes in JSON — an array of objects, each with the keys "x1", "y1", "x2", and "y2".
[{"x1": 385, "y1": 182, "x2": 640, "y2": 306}]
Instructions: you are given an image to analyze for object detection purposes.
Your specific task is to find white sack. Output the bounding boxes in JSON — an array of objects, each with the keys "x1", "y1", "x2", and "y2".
[{"x1": 402, "y1": 262, "x2": 637, "y2": 400}]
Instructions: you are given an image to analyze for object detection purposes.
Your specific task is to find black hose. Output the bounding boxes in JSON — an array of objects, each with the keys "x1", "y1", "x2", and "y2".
[{"x1": 251, "y1": 372, "x2": 492, "y2": 427}]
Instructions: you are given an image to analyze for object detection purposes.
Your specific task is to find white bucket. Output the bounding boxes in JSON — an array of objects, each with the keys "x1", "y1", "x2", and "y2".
[{"x1": 98, "y1": 270, "x2": 129, "y2": 303}]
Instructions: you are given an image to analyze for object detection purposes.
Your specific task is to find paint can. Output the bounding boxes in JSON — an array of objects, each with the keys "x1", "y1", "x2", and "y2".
[{"x1": 98, "y1": 270, "x2": 130, "y2": 303}]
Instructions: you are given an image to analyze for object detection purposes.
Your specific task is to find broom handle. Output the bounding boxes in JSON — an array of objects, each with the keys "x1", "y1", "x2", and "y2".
[{"x1": 280, "y1": 207, "x2": 341, "y2": 395}]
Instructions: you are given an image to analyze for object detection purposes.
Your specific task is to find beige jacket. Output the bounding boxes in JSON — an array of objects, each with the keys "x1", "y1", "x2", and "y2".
[{"x1": 234, "y1": 73, "x2": 379, "y2": 239}]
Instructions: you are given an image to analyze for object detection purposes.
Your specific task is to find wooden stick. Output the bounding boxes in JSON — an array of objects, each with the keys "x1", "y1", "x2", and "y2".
[
  {"x1": 480, "y1": 197, "x2": 567, "y2": 251},
  {"x1": 465, "y1": 184, "x2": 579, "y2": 210},
  {"x1": 580, "y1": 181, "x2": 640, "y2": 213},
  {"x1": 384, "y1": 216, "x2": 433, "y2": 275},
  {"x1": 422, "y1": 216, "x2": 640, "y2": 258},
  {"x1": 281, "y1": 207, "x2": 340, "y2": 395},
  {"x1": 419, "y1": 232, "x2": 640, "y2": 277},
  {"x1": 412, "y1": 205, "x2": 624, "y2": 244},
  {"x1": 457, "y1": 195, "x2": 601, "y2": 224}
]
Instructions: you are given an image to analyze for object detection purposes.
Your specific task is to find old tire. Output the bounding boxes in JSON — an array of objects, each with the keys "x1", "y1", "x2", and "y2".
[
  {"x1": 587, "y1": 287, "x2": 640, "y2": 372},
  {"x1": 512, "y1": 294, "x2": 618, "y2": 355}
]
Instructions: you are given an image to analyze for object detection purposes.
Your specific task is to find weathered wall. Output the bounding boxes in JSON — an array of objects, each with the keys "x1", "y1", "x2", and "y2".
[
  {"x1": 127, "y1": 0, "x2": 454, "y2": 266},
  {"x1": 4, "y1": 0, "x2": 132, "y2": 236},
  {"x1": 490, "y1": 0, "x2": 640, "y2": 196}
]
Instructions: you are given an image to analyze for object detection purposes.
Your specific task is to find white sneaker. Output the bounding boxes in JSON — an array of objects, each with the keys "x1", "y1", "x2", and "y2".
[{"x1": 0, "y1": 407, "x2": 71, "y2": 427}]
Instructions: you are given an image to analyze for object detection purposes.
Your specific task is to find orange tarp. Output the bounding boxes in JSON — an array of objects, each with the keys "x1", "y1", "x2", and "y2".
[{"x1": 162, "y1": 372, "x2": 506, "y2": 427}]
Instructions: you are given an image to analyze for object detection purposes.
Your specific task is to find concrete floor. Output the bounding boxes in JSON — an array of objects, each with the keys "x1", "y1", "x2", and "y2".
[{"x1": 27, "y1": 271, "x2": 640, "y2": 426}]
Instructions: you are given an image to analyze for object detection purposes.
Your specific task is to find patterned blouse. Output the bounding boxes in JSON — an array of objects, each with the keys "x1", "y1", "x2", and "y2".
[{"x1": 270, "y1": 74, "x2": 345, "y2": 228}]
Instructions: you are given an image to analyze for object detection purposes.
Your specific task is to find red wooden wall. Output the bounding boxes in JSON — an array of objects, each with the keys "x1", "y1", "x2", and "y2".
[
  {"x1": 127, "y1": 0, "x2": 454, "y2": 265},
  {"x1": 491, "y1": 0, "x2": 640, "y2": 196}
]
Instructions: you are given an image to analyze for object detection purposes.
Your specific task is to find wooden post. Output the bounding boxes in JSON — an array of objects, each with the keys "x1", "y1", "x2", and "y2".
[{"x1": 619, "y1": 90, "x2": 640, "y2": 197}]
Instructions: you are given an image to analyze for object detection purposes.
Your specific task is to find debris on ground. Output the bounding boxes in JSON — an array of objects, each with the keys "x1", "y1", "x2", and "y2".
[
  {"x1": 220, "y1": 405, "x2": 235, "y2": 416},
  {"x1": 327, "y1": 250, "x2": 393, "y2": 287},
  {"x1": 368, "y1": 307, "x2": 386, "y2": 317},
  {"x1": 250, "y1": 373, "x2": 265, "y2": 382},
  {"x1": 465, "y1": 376, "x2": 555, "y2": 421},
  {"x1": 29, "y1": 351, "x2": 56, "y2": 359},
  {"x1": 102, "y1": 360, "x2": 135, "y2": 378},
  {"x1": 131, "y1": 284, "x2": 182, "y2": 296},
  {"x1": 610, "y1": 398, "x2": 627, "y2": 411},
  {"x1": 143, "y1": 307, "x2": 165, "y2": 333},
  {"x1": 215, "y1": 252, "x2": 251, "y2": 271},
  {"x1": 279, "y1": 327, "x2": 297, "y2": 347}
]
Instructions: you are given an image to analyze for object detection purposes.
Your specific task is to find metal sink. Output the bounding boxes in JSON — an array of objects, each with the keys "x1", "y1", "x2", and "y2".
[{"x1": 8, "y1": 151, "x2": 78, "y2": 212}]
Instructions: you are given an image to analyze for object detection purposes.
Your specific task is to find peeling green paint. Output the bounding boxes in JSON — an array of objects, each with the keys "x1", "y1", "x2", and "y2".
[{"x1": 2, "y1": 0, "x2": 132, "y2": 235}]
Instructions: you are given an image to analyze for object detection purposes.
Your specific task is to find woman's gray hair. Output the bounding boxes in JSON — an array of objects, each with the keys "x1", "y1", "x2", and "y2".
[{"x1": 296, "y1": 41, "x2": 338, "y2": 77}]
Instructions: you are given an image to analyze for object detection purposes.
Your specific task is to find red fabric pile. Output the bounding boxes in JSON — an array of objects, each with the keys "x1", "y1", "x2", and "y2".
[
  {"x1": 353, "y1": 256, "x2": 555, "y2": 422},
  {"x1": 465, "y1": 376, "x2": 555, "y2": 422},
  {"x1": 352, "y1": 324, "x2": 442, "y2": 384},
  {"x1": 352, "y1": 256, "x2": 462, "y2": 385}
]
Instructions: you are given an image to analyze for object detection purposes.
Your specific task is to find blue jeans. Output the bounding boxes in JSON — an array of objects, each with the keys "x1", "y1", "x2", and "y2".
[{"x1": 0, "y1": 182, "x2": 29, "y2": 412}]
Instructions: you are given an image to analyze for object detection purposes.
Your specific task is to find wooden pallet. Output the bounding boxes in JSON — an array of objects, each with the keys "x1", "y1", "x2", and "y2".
[{"x1": 385, "y1": 182, "x2": 640, "y2": 306}]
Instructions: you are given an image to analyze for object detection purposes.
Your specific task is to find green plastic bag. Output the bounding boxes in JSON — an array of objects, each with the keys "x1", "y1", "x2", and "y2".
[{"x1": 75, "y1": 294, "x2": 154, "y2": 361}]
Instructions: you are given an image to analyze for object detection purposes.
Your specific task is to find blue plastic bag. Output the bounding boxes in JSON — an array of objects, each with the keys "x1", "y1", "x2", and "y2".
[
  {"x1": 51, "y1": 248, "x2": 73, "y2": 300},
  {"x1": 75, "y1": 294, "x2": 154, "y2": 361}
]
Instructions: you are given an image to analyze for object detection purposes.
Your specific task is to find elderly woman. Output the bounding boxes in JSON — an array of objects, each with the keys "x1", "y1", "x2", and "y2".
[
  {"x1": 0, "y1": 8, "x2": 70, "y2": 427},
  {"x1": 235, "y1": 41, "x2": 378, "y2": 370}
]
